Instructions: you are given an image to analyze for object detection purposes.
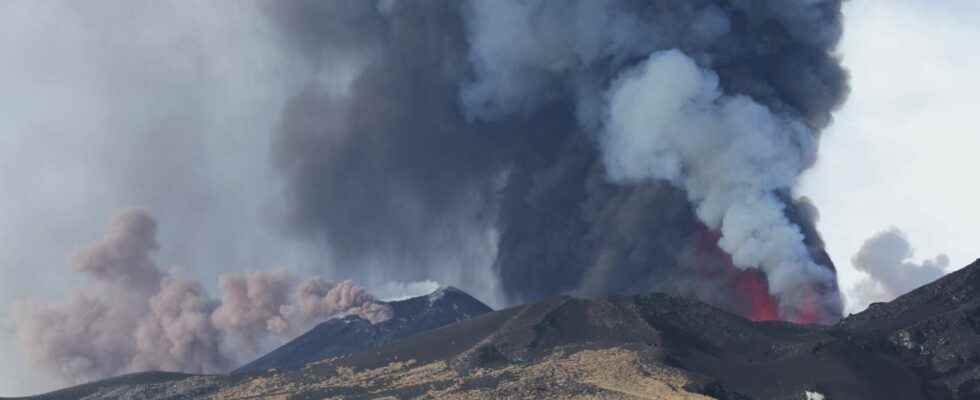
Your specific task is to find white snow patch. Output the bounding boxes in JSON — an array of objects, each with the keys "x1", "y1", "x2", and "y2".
[
  {"x1": 427, "y1": 286, "x2": 458, "y2": 305},
  {"x1": 372, "y1": 280, "x2": 442, "y2": 302}
]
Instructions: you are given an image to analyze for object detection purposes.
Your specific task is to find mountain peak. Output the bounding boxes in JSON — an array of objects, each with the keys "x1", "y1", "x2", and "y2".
[
  {"x1": 23, "y1": 261, "x2": 980, "y2": 399},
  {"x1": 426, "y1": 285, "x2": 466, "y2": 303},
  {"x1": 232, "y1": 286, "x2": 492, "y2": 375}
]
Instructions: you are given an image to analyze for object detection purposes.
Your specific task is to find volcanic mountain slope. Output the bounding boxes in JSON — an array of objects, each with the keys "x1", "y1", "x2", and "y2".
[
  {"x1": 836, "y1": 258, "x2": 980, "y2": 398},
  {"x1": 234, "y1": 286, "x2": 493, "y2": 374},
  {"x1": 11, "y1": 259, "x2": 980, "y2": 400}
]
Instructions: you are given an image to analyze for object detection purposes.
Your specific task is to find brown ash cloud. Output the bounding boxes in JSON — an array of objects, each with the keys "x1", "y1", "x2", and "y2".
[{"x1": 10, "y1": 209, "x2": 390, "y2": 385}]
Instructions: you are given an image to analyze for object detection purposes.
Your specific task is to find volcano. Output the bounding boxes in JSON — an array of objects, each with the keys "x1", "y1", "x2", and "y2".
[
  {"x1": 232, "y1": 286, "x2": 492, "y2": 375},
  {"x1": 11, "y1": 259, "x2": 980, "y2": 400}
]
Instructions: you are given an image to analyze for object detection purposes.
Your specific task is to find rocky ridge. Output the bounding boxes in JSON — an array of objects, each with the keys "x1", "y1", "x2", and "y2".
[{"x1": 9, "y1": 259, "x2": 980, "y2": 400}]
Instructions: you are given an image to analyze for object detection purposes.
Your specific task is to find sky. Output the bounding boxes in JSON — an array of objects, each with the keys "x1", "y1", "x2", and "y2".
[
  {"x1": 798, "y1": 0, "x2": 980, "y2": 313},
  {"x1": 0, "y1": 3, "x2": 312, "y2": 395},
  {"x1": 1, "y1": 0, "x2": 979, "y2": 396}
]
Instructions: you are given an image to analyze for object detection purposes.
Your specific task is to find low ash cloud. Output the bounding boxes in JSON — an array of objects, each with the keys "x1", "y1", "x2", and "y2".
[
  {"x1": 10, "y1": 209, "x2": 390, "y2": 385},
  {"x1": 266, "y1": 0, "x2": 848, "y2": 322},
  {"x1": 848, "y1": 227, "x2": 948, "y2": 311}
]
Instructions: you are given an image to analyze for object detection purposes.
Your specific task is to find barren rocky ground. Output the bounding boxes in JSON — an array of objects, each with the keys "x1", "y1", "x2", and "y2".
[
  {"x1": 215, "y1": 346, "x2": 712, "y2": 400},
  {"x1": 10, "y1": 259, "x2": 980, "y2": 400}
]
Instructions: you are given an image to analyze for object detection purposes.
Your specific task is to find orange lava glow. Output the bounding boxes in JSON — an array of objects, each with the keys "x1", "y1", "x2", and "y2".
[
  {"x1": 734, "y1": 269, "x2": 779, "y2": 322},
  {"x1": 691, "y1": 226, "x2": 837, "y2": 325},
  {"x1": 788, "y1": 287, "x2": 821, "y2": 325}
]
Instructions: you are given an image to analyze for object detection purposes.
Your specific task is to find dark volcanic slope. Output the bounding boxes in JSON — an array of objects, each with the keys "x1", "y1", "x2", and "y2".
[
  {"x1": 2, "y1": 372, "x2": 203, "y2": 400},
  {"x1": 308, "y1": 259, "x2": 980, "y2": 400},
  {"x1": 323, "y1": 295, "x2": 914, "y2": 399},
  {"x1": 837, "y1": 258, "x2": 980, "y2": 398},
  {"x1": 233, "y1": 286, "x2": 492, "y2": 374},
  {"x1": 15, "y1": 260, "x2": 980, "y2": 400}
]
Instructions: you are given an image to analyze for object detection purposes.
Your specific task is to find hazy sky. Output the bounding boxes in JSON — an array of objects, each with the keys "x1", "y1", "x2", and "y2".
[
  {"x1": 0, "y1": 3, "x2": 311, "y2": 395},
  {"x1": 799, "y1": 0, "x2": 980, "y2": 313},
  {"x1": 1, "y1": 0, "x2": 979, "y2": 396}
]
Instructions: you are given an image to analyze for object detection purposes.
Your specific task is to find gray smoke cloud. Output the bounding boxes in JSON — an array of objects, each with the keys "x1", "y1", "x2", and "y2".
[
  {"x1": 3, "y1": 2, "x2": 855, "y2": 391},
  {"x1": 268, "y1": 0, "x2": 847, "y2": 322},
  {"x1": 848, "y1": 227, "x2": 948, "y2": 312},
  {"x1": 601, "y1": 49, "x2": 833, "y2": 316},
  {"x1": 11, "y1": 209, "x2": 390, "y2": 385}
]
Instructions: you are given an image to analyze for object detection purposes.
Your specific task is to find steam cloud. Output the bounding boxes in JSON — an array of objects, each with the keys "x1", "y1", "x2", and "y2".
[
  {"x1": 602, "y1": 50, "x2": 833, "y2": 317},
  {"x1": 268, "y1": 0, "x2": 847, "y2": 322},
  {"x1": 848, "y1": 227, "x2": 948, "y2": 311},
  {"x1": 11, "y1": 209, "x2": 390, "y2": 385}
]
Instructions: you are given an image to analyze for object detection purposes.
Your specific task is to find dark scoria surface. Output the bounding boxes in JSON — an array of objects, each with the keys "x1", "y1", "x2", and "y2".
[
  {"x1": 232, "y1": 286, "x2": 492, "y2": 375},
  {"x1": 302, "y1": 259, "x2": 980, "y2": 399},
  {"x1": 12, "y1": 259, "x2": 980, "y2": 399},
  {"x1": 836, "y1": 258, "x2": 980, "y2": 398}
]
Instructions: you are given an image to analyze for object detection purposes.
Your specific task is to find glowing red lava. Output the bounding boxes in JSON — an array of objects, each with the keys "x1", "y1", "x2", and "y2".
[
  {"x1": 788, "y1": 287, "x2": 821, "y2": 325},
  {"x1": 734, "y1": 269, "x2": 779, "y2": 322},
  {"x1": 691, "y1": 226, "x2": 838, "y2": 324}
]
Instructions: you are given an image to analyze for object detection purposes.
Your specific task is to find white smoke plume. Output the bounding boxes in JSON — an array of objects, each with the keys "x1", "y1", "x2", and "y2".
[
  {"x1": 261, "y1": 0, "x2": 847, "y2": 324},
  {"x1": 461, "y1": 0, "x2": 846, "y2": 320},
  {"x1": 848, "y1": 227, "x2": 948, "y2": 312},
  {"x1": 601, "y1": 50, "x2": 833, "y2": 318},
  {"x1": 10, "y1": 209, "x2": 391, "y2": 385}
]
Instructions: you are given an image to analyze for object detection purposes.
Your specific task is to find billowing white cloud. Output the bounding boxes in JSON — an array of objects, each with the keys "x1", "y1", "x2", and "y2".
[{"x1": 602, "y1": 50, "x2": 833, "y2": 318}]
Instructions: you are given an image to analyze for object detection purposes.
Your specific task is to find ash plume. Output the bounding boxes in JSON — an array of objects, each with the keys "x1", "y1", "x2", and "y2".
[
  {"x1": 71, "y1": 209, "x2": 163, "y2": 292},
  {"x1": 10, "y1": 209, "x2": 390, "y2": 385},
  {"x1": 848, "y1": 227, "x2": 948, "y2": 312},
  {"x1": 601, "y1": 50, "x2": 833, "y2": 318},
  {"x1": 211, "y1": 270, "x2": 392, "y2": 356},
  {"x1": 266, "y1": 0, "x2": 848, "y2": 322},
  {"x1": 1, "y1": 1, "x2": 858, "y2": 394}
]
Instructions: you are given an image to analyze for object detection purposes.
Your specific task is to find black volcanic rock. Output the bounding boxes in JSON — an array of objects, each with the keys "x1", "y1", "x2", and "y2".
[
  {"x1": 232, "y1": 286, "x2": 492, "y2": 374},
  {"x1": 311, "y1": 260, "x2": 980, "y2": 399},
  {"x1": 836, "y1": 258, "x2": 980, "y2": 398},
  {"x1": 322, "y1": 293, "x2": 918, "y2": 399},
  {"x1": 19, "y1": 260, "x2": 980, "y2": 400}
]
